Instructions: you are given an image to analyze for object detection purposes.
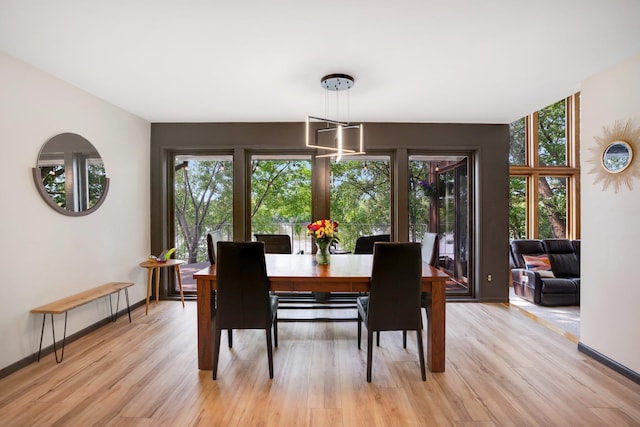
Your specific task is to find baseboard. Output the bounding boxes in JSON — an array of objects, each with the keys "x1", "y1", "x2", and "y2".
[
  {"x1": 578, "y1": 342, "x2": 640, "y2": 385},
  {"x1": 0, "y1": 300, "x2": 145, "y2": 380}
]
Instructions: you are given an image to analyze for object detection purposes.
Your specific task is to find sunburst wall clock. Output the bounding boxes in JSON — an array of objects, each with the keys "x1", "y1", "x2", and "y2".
[{"x1": 587, "y1": 119, "x2": 640, "y2": 193}]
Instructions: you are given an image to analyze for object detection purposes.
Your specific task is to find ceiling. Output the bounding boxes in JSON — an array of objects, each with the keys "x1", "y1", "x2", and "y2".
[{"x1": 1, "y1": 0, "x2": 639, "y2": 124}]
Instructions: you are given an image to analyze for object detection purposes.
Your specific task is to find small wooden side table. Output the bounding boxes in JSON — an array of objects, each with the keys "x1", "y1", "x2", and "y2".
[{"x1": 139, "y1": 259, "x2": 186, "y2": 315}]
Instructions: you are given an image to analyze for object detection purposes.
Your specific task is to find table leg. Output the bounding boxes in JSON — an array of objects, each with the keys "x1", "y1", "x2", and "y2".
[
  {"x1": 145, "y1": 267, "x2": 153, "y2": 315},
  {"x1": 427, "y1": 280, "x2": 446, "y2": 372},
  {"x1": 175, "y1": 264, "x2": 185, "y2": 308},
  {"x1": 197, "y1": 278, "x2": 213, "y2": 370},
  {"x1": 154, "y1": 267, "x2": 160, "y2": 305}
]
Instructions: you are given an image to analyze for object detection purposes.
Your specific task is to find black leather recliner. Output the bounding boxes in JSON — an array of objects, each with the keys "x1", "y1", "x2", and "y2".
[{"x1": 510, "y1": 238, "x2": 580, "y2": 306}]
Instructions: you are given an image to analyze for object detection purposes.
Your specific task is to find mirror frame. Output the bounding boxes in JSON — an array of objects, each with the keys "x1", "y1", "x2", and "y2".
[
  {"x1": 601, "y1": 140, "x2": 633, "y2": 174},
  {"x1": 32, "y1": 133, "x2": 110, "y2": 216}
]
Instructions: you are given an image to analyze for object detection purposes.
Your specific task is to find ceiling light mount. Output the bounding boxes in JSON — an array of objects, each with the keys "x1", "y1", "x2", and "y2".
[
  {"x1": 306, "y1": 73, "x2": 364, "y2": 161},
  {"x1": 320, "y1": 74, "x2": 354, "y2": 91}
]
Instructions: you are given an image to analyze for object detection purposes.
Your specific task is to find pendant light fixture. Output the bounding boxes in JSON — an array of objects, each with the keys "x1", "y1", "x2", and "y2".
[{"x1": 305, "y1": 73, "x2": 365, "y2": 161}]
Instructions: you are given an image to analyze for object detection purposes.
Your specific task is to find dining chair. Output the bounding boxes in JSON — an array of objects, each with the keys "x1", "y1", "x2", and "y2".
[
  {"x1": 400, "y1": 232, "x2": 439, "y2": 347},
  {"x1": 357, "y1": 242, "x2": 426, "y2": 382},
  {"x1": 212, "y1": 241, "x2": 278, "y2": 380},
  {"x1": 254, "y1": 234, "x2": 292, "y2": 254},
  {"x1": 206, "y1": 230, "x2": 223, "y2": 264},
  {"x1": 353, "y1": 234, "x2": 391, "y2": 254}
]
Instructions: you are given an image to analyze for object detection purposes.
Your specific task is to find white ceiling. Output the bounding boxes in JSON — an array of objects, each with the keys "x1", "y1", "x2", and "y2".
[{"x1": 1, "y1": 0, "x2": 639, "y2": 124}]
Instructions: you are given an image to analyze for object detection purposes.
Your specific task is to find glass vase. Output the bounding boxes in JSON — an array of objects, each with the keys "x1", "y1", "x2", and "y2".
[{"x1": 315, "y1": 241, "x2": 331, "y2": 265}]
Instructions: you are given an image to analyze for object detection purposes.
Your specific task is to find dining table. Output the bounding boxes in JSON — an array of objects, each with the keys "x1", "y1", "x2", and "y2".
[{"x1": 193, "y1": 253, "x2": 450, "y2": 372}]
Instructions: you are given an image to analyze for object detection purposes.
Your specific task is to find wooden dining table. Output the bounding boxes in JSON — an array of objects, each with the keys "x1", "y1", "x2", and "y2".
[{"x1": 193, "y1": 253, "x2": 450, "y2": 372}]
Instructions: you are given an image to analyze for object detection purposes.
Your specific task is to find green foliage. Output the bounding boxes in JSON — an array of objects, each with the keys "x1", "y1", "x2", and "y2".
[
  {"x1": 538, "y1": 176, "x2": 566, "y2": 238},
  {"x1": 509, "y1": 118, "x2": 526, "y2": 165},
  {"x1": 88, "y1": 163, "x2": 106, "y2": 208},
  {"x1": 330, "y1": 160, "x2": 390, "y2": 251},
  {"x1": 41, "y1": 165, "x2": 66, "y2": 208},
  {"x1": 174, "y1": 159, "x2": 233, "y2": 263},
  {"x1": 409, "y1": 161, "x2": 432, "y2": 241},
  {"x1": 509, "y1": 177, "x2": 526, "y2": 239},
  {"x1": 250, "y1": 159, "x2": 311, "y2": 236},
  {"x1": 538, "y1": 99, "x2": 567, "y2": 166}
]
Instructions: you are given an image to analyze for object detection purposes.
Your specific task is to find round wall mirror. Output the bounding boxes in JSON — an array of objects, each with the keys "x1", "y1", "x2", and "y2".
[
  {"x1": 601, "y1": 140, "x2": 633, "y2": 174},
  {"x1": 32, "y1": 132, "x2": 109, "y2": 216}
]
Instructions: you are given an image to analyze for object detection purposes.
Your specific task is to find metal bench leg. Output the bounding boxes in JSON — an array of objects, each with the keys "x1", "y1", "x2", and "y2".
[
  {"x1": 50, "y1": 312, "x2": 68, "y2": 363},
  {"x1": 109, "y1": 291, "x2": 122, "y2": 322},
  {"x1": 36, "y1": 312, "x2": 67, "y2": 363},
  {"x1": 37, "y1": 314, "x2": 46, "y2": 362},
  {"x1": 125, "y1": 288, "x2": 132, "y2": 323}
]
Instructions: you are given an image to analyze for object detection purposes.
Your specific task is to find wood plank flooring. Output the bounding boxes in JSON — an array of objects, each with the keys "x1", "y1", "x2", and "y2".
[{"x1": 1, "y1": 301, "x2": 639, "y2": 426}]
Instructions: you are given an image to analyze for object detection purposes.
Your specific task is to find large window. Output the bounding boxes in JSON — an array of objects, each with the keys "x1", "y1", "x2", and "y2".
[
  {"x1": 173, "y1": 154, "x2": 233, "y2": 291},
  {"x1": 250, "y1": 155, "x2": 312, "y2": 253},
  {"x1": 329, "y1": 156, "x2": 391, "y2": 252},
  {"x1": 509, "y1": 94, "x2": 580, "y2": 239}
]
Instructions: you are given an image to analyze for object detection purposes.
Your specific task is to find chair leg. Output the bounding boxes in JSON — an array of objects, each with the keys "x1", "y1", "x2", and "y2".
[
  {"x1": 403, "y1": 330, "x2": 407, "y2": 349},
  {"x1": 367, "y1": 329, "x2": 374, "y2": 382},
  {"x1": 266, "y1": 329, "x2": 274, "y2": 379},
  {"x1": 416, "y1": 328, "x2": 426, "y2": 381},
  {"x1": 376, "y1": 331, "x2": 380, "y2": 346},
  {"x1": 273, "y1": 315, "x2": 278, "y2": 348},
  {"x1": 228, "y1": 329, "x2": 233, "y2": 348},
  {"x1": 212, "y1": 326, "x2": 222, "y2": 380},
  {"x1": 357, "y1": 312, "x2": 362, "y2": 349}
]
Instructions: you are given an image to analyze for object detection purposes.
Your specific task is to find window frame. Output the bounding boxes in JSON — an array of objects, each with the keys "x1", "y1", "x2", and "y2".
[{"x1": 509, "y1": 93, "x2": 580, "y2": 239}]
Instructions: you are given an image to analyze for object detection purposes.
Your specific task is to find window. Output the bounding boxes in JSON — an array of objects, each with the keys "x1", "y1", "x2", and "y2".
[
  {"x1": 329, "y1": 157, "x2": 391, "y2": 252},
  {"x1": 250, "y1": 155, "x2": 312, "y2": 253},
  {"x1": 508, "y1": 94, "x2": 580, "y2": 239},
  {"x1": 173, "y1": 154, "x2": 233, "y2": 291}
]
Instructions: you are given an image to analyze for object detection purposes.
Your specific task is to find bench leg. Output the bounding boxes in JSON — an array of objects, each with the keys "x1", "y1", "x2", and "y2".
[
  {"x1": 37, "y1": 314, "x2": 46, "y2": 362},
  {"x1": 108, "y1": 289, "x2": 133, "y2": 323},
  {"x1": 109, "y1": 292, "x2": 118, "y2": 322},
  {"x1": 37, "y1": 313, "x2": 68, "y2": 363},
  {"x1": 125, "y1": 288, "x2": 132, "y2": 322}
]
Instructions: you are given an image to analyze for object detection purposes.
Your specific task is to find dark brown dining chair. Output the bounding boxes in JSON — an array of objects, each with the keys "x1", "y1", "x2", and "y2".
[
  {"x1": 353, "y1": 234, "x2": 391, "y2": 254},
  {"x1": 206, "y1": 230, "x2": 223, "y2": 264},
  {"x1": 357, "y1": 242, "x2": 426, "y2": 382},
  {"x1": 254, "y1": 234, "x2": 292, "y2": 254},
  {"x1": 401, "y1": 232, "x2": 439, "y2": 347},
  {"x1": 212, "y1": 241, "x2": 278, "y2": 380}
]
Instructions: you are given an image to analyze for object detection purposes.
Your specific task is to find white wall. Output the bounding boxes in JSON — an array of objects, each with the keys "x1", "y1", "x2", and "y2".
[
  {"x1": 580, "y1": 55, "x2": 640, "y2": 373},
  {"x1": 0, "y1": 52, "x2": 150, "y2": 371}
]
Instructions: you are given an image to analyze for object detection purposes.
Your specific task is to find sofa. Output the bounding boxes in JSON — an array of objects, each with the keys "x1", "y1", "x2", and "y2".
[{"x1": 510, "y1": 238, "x2": 580, "y2": 306}]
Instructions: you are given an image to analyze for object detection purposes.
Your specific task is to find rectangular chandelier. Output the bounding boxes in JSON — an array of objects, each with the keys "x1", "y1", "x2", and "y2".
[{"x1": 305, "y1": 115, "x2": 365, "y2": 161}]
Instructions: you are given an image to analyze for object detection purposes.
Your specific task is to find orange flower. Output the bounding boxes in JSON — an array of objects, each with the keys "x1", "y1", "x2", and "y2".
[{"x1": 307, "y1": 219, "x2": 339, "y2": 245}]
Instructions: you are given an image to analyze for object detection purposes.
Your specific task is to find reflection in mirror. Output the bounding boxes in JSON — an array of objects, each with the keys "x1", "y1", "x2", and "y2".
[
  {"x1": 601, "y1": 140, "x2": 633, "y2": 174},
  {"x1": 33, "y1": 133, "x2": 109, "y2": 216}
]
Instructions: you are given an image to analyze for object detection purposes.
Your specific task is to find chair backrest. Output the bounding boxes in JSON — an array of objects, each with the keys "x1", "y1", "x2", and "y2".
[
  {"x1": 367, "y1": 242, "x2": 423, "y2": 331},
  {"x1": 215, "y1": 241, "x2": 272, "y2": 329},
  {"x1": 206, "y1": 231, "x2": 223, "y2": 264},
  {"x1": 542, "y1": 238, "x2": 579, "y2": 277},
  {"x1": 421, "y1": 232, "x2": 439, "y2": 266},
  {"x1": 254, "y1": 234, "x2": 292, "y2": 254},
  {"x1": 354, "y1": 234, "x2": 391, "y2": 254},
  {"x1": 510, "y1": 239, "x2": 545, "y2": 269}
]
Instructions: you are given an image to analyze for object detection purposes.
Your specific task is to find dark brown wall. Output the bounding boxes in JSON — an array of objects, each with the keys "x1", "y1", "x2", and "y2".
[{"x1": 150, "y1": 122, "x2": 510, "y2": 302}]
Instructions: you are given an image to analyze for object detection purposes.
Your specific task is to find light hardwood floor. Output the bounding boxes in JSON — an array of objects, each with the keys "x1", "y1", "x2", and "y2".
[{"x1": 1, "y1": 301, "x2": 639, "y2": 427}]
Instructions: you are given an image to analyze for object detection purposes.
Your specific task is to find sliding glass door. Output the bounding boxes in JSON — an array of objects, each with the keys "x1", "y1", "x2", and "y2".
[
  {"x1": 172, "y1": 154, "x2": 233, "y2": 292},
  {"x1": 409, "y1": 155, "x2": 471, "y2": 296}
]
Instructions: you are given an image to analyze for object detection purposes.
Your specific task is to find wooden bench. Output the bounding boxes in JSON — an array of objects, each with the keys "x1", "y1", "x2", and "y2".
[{"x1": 31, "y1": 281, "x2": 134, "y2": 363}]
